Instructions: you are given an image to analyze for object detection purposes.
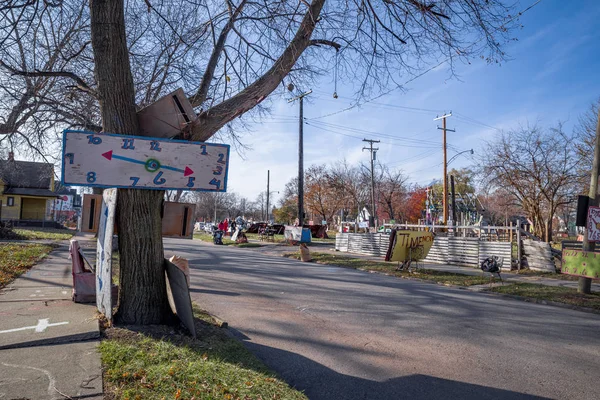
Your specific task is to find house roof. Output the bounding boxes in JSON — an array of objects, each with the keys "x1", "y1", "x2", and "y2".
[
  {"x1": 4, "y1": 187, "x2": 59, "y2": 197},
  {"x1": 0, "y1": 159, "x2": 53, "y2": 190}
]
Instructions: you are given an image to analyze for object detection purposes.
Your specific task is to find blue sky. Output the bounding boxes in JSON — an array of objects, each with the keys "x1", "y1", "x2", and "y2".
[{"x1": 225, "y1": 0, "x2": 600, "y2": 205}]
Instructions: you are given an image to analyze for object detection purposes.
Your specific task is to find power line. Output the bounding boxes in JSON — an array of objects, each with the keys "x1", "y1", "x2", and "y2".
[
  {"x1": 453, "y1": 112, "x2": 502, "y2": 131},
  {"x1": 307, "y1": 0, "x2": 543, "y2": 122},
  {"x1": 310, "y1": 59, "x2": 449, "y2": 120},
  {"x1": 305, "y1": 121, "x2": 441, "y2": 149},
  {"x1": 308, "y1": 120, "x2": 441, "y2": 146},
  {"x1": 310, "y1": 91, "x2": 444, "y2": 115}
]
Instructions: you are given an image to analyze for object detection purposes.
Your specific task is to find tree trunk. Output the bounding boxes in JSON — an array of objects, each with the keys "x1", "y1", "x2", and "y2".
[
  {"x1": 386, "y1": 200, "x2": 394, "y2": 220},
  {"x1": 90, "y1": 0, "x2": 172, "y2": 324}
]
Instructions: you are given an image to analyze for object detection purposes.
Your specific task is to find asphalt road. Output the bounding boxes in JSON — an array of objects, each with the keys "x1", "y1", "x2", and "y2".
[{"x1": 165, "y1": 238, "x2": 600, "y2": 400}]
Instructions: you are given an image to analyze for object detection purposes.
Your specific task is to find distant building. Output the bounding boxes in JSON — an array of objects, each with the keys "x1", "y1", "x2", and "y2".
[
  {"x1": 0, "y1": 152, "x2": 58, "y2": 221},
  {"x1": 52, "y1": 184, "x2": 82, "y2": 224}
]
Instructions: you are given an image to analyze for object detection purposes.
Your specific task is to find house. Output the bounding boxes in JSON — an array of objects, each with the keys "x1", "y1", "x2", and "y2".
[{"x1": 0, "y1": 153, "x2": 58, "y2": 221}]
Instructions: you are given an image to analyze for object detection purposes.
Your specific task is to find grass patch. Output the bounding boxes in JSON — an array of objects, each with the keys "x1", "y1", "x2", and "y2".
[
  {"x1": 194, "y1": 233, "x2": 264, "y2": 248},
  {"x1": 505, "y1": 268, "x2": 578, "y2": 281},
  {"x1": 283, "y1": 252, "x2": 492, "y2": 287},
  {"x1": 490, "y1": 283, "x2": 600, "y2": 310},
  {"x1": 13, "y1": 227, "x2": 75, "y2": 240},
  {"x1": 100, "y1": 307, "x2": 307, "y2": 400},
  {"x1": 0, "y1": 243, "x2": 54, "y2": 288},
  {"x1": 245, "y1": 233, "x2": 287, "y2": 244}
]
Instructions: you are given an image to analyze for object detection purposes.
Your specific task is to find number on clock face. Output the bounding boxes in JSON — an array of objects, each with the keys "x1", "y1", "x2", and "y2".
[{"x1": 86, "y1": 171, "x2": 97, "y2": 183}]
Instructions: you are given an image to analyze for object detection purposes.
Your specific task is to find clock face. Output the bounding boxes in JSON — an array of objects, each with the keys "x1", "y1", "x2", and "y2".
[{"x1": 61, "y1": 130, "x2": 230, "y2": 192}]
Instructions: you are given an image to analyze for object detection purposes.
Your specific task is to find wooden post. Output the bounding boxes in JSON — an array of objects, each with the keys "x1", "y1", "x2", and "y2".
[
  {"x1": 516, "y1": 227, "x2": 522, "y2": 271},
  {"x1": 509, "y1": 222, "x2": 513, "y2": 243},
  {"x1": 579, "y1": 105, "x2": 600, "y2": 293}
]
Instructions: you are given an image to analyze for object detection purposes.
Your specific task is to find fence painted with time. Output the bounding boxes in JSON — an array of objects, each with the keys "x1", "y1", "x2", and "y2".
[{"x1": 61, "y1": 130, "x2": 230, "y2": 191}]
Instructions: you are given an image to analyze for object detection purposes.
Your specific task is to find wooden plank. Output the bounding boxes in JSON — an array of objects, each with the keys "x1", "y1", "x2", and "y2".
[
  {"x1": 165, "y1": 259, "x2": 197, "y2": 338},
  {"x1": 62, "y1": 130, "x2": 230, "y2": 191},
  {"x1": 96, "y1": 189, "x2": 117, "y2": 322}
]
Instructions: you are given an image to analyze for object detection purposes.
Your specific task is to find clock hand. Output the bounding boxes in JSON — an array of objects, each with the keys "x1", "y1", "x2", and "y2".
[
  {"x1": 102, "y1": 150, "x2": 145, "y2": 166},
  {"x1": 102, "y1": 150, "x2": 194, "y2": 176},
  {"x1": 162, "y1": 165, "x2": 195, "y2": 176}
]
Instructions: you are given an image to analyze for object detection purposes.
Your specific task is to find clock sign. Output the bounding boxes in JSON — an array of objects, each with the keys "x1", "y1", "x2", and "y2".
[{"x1": 61, "y1": 130, "x2": 230, "y2": 192}]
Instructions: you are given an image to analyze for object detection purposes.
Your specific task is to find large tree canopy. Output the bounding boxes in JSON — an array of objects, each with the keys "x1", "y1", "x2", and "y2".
[
  {"x1": 0, "y1": 0, "x2": 520, "y2": 324},
  {"x1": 0, "y1": 0, "x2": 518, "y2": 153},
  {"x1": 479, "y1": 124, "x2": 580, "y2": 241}
]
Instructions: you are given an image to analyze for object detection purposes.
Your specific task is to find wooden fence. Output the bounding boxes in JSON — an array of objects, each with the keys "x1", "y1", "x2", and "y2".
[
  {"x1": 522, "y1": 240, "x2": 555, "y2": 272},
  {"x1": 335, "y1": 233, "x2": 389, "y2": 257},
  {"x1": 335, "y1": 232, "x2": 513, "y2": 270}
]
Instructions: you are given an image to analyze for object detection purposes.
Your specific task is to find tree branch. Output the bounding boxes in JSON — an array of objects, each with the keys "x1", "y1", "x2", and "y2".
[
  {"x1": 191, "y1": 0, "x2": 326, "y2": 141},
  {"x1": 309, "y1": 39, "x2": 341, "y2": 50},
  {"x1": 190, "y1": 0, "x2": 248, "y2": 108},
  {"x1": 0, "y1": 59, "x2": 96, "y2": 96}
]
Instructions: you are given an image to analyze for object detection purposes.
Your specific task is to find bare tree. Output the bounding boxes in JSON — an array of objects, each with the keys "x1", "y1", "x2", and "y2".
[
  {"x1": 375, "y1": 165, "x2": 408, "y2": 221},
  {"x1": 479, "y1": 123, "x2": 579, "y2": 241},
  {"x1": 480, "y1": 188, "x2": 521, "y2": 226},
  {"x1": 328, "y1": 159, "x2": 370, "y2": 220},
  {"x1": 0, "y1": 2, "x2": 98, "y2": 159},
  {"x1": 1, "y1": 0, "x2": 520, "y2": 324},
  {"x1": 574, "y1": 98, "x2": 600, "y2": 191}
]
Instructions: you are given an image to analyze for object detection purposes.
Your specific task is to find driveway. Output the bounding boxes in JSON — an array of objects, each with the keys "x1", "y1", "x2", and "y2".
[{"x1": 165, "y1": 238, "x2": 600, "y2": 400}]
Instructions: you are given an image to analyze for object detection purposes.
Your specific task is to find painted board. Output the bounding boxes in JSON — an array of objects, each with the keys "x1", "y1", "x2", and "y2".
[
  {"x1": 562, "y1": 249, "x2": 600, "y2": 280},
  {"x1": 61, "y1": 130, "x2": 230, "y2": 191},
  {"x1": 385, "y1": 230, "x2": 434, "y2": 262},
  {"x1": 165, "y1": 260, "x2": 196, "y2": 338},
  {"x1": 587, "y1": 206, "x2": 600, "y2": 242},
  {"x1": 96, "y1": 189, "x2": 117, "y2": 321}
]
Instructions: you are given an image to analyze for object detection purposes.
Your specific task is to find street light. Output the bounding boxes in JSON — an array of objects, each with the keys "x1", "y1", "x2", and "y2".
[{"x1": 448, "y1": 149, "x2": 474, "y2": 166}]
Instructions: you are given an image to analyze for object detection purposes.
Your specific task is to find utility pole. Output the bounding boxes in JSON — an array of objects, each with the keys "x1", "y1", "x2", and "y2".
[
  {"x1": 363, "y1": 138, "x2": 380, "y2": 229},
  {"x1": 266, "y1": 170, "x2": 270, "y2": 223},
  {"x1": 434, "y1": 113, "x2": 454, "y2": 225},
  {"x1": 288, "y1": 89, "x2": 312, "y2": 226},
  {"x1": 579, "y1": 107, "x2": 600, "y2": 294}
]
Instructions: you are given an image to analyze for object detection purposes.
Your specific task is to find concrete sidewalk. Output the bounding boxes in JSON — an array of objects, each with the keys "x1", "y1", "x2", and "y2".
[
  {"x1": 244, "y1": 239, "x2": 600, "y2": 292},
  {"x1": 0, "y1": 237, "x2": 103, "y2": 400}
]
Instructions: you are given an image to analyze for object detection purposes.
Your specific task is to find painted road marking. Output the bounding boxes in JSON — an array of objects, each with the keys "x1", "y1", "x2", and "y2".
[{"x1": 0, "y1": 319, "x2": 69, "y2": 334}]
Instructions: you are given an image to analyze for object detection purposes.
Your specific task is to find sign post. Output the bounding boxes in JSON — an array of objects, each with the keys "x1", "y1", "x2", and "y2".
[{"x1": 96, "y1": 188, "x2": 117, "y2": 321}]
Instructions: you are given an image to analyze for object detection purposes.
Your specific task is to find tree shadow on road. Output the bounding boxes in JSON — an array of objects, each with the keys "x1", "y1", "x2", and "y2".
[{"x1": 229, "y1": 328, "x2": 550, "y2": 400}]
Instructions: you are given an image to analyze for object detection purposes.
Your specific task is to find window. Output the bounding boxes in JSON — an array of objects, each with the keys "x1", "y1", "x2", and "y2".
[{"x1": 7, "y1": 197, "x2": 14, "y2": 206}]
